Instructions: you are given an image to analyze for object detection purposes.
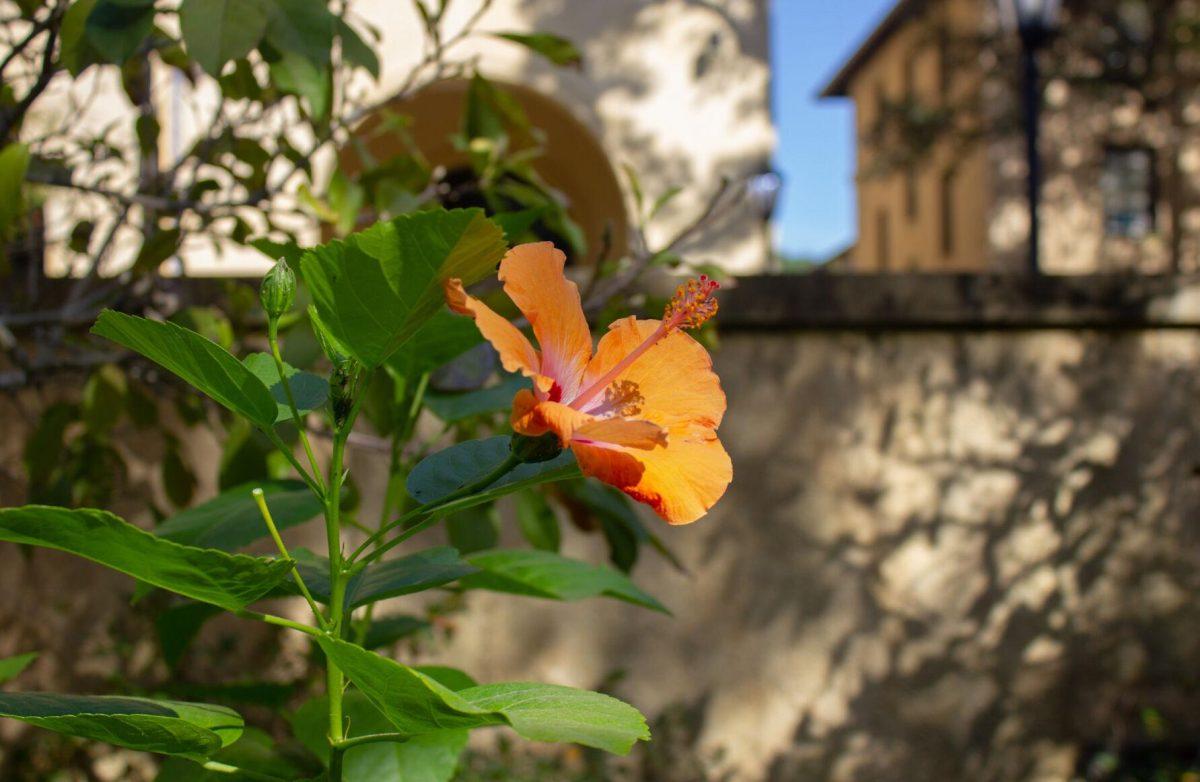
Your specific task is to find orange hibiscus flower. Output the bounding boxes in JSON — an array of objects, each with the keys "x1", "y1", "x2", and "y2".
[{"x1": 444, "y1": 242, "x2": 731, "y2": 524}]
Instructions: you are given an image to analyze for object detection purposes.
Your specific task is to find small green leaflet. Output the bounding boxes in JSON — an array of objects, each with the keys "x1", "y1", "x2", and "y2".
[
  {"x1": 292, "y1": 692, "x2": 467, "y2": 782},
  {"x1": 424, "y1": 375, "x2": 531, "y2": 423},
  {"x1": 291, "y1": 547, "x2": 476, "y2": 609},
  {"x1": 461, "y1": 549, "x2": 668, "y2": 614},
  {"x1": 318, "y1": 638, "x2": 650, "y2": 755},
  {"x1": 301, "y1": 209, "x2": 506, "y2": 368},
  {"x1": 155, "y1": 727, "x2": 318, "y2": 781},
  {"x1": 91, "y1": 311, "x2": 278, "y2": 429},
  {"x1": 0, "y1": 693, "x2": 242, "y2": 760},
  {"x1": 493, "y1": 32, "x2": 582, "y2": 67},
  {"x1": 0, "y1": 652, "x2": 37, "y2": 684},
  {"x1": 179, "y1": 0, "x2": 269, "y2": 77},
  {"x1": 242, "y1": 352, "x2": 330, "y2": 424},
  {"x1": 0, "y1": 506, "x2": 293, "y2": 612},
  {"x1": 406, "y1": 436, "x2": 580, "y2": 509},
  {"x1": 154, "y1": 480, "x2": 321, "y2": 552}
]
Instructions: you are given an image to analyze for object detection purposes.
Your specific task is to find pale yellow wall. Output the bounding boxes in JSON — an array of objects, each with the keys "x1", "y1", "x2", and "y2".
[{"x1": 846, "y1": 0, "x2": 990, "y2": 272}]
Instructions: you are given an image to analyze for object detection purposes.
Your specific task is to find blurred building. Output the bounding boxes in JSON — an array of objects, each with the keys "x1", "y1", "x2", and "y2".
[
  {"x1": 39, "y1": 0, "x2": 776, "y2": 277},
  {"x1": 821, "y1": 0, "x2": 1200, "y2": 273}
]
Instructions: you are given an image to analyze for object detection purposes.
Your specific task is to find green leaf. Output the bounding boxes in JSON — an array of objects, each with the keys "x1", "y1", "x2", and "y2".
[
  {"x1": 60, "y1": 0, "x2": 103, "y2": 74},
  {"x1": 336, "y1": 18, "x2": 379, "y2": 78},
  {"x1": 564, "y1": 480, "x2": 685, "y2": 573},
  {"x1": 156, "y1": 602, "x2": 222, "y2": 669},
  {"x1": 162, "y1": 445, "x2": 197, "y2": 508},
  {"x1": 268, "y1": 49, "x2": 331, "y2": 118},
  {"x1": 293, "y1": 547, "x2": 476, "y2": 609},
  {"x1": 0, "y1": 693, "x2": 242, "y2": 760},
  {"x1": 384, "y1": 309, "x2": 483, "y2": 384},
  {"x1": 242, "y1": 353, "x2": 330, "y2": 424},
  {"x1": 424, "y1": 374, "x2": 530, "y2": 424},
  {"x1": 84, "y1": 0, "x2": 155, "y2": 65},
  {"x1": 515, "y1": 490, "x2": 560, "y2": 552},
  {"x1": 179, "y1": 0, "x2": 269, "y2": 77},
  {"x1": 0, "y1": 653, "x2": 37, "y2": 685},
  {"x1": 263, "y1": 0, "x2": 334, "y2": 66},
  {"x1": 406, "y1": 436, "x2": 580, "y2": 510},
  {"x1": 171, "y1": 306, "x2": 234, "y2": 351},
  {"x1": 0, "y1": 143, "x2": 30, "y2": 241},
  {"x1": 133, "y1": 227, "x2": 182, "y2": 272},
  {"x1": 92, "y1": 310, "x2": 278, "y2": 429},
  {"x1": 445, "y1": 505, "x2": 499, "y2": 555},
  {"x1": 155, "y1": 480, "x2": 320, "y2": 551},
  {"x1": 318, "y1": 639, "x2": 649, "y2": 754},
  {"x1": 300, "y1": 209, "x2": 506, "y2": 368},
  {"x1": 316, "y1": 638, "x2": 505, "y2": 735},
  {"x1": 292, "y1": 693, "x2": 467, "y2": 782},
  {"x1": 0, "y1": 506, "x2": 293, "y2": 612},
  {"x1": 24, "y1": 402, "x2": 77, "y2": 493},
  {"x1": 493, "y1": 32, "x2": 582, "y2": 67},
  {"x1": 456, "y1": 682, "x2": 648, "y2": 755},
  {"x1": 461, "y1": 549, "x2": 668, "y2": 614},
  {"x1": 361, "y1": 615, "x2": 430, "y2": 650},
  {"x1": 490, "y1": 208, "x2": 544, "y2": 243},
  {"x1": 82, "y1": 363, "x2": 127, "y2": 433},
  {"x1": 156, "y1": 728, "x2": 315, "y2": 781}
]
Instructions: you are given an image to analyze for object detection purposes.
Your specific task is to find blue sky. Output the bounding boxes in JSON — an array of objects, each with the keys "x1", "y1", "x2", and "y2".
[{"x1": 770, "y1": 0, "x2": 896, "y2": 260}]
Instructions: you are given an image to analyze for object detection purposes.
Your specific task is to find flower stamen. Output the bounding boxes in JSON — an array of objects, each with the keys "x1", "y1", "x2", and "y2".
[
  {"x1": 663, "y1": 274, "x2": 719, "y2": 331},
  {"x1": 569, "y1": 275, "x2": 719, "y2": 412}
]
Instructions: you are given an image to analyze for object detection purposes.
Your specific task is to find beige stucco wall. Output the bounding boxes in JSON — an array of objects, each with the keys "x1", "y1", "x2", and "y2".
[
  {"x1": 839, "y1": 0, "x2": 1200, "y2": 274},
  {"x1": 846, "y1": 0, "x2": 990, "y2": 272},
  {"x1": 6, "y1": 319, "x2": 1200, "y2": 780}
]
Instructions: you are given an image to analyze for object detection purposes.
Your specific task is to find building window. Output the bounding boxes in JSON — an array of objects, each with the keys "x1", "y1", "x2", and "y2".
[
  {"x1": 905, "y1": 166, "x2": 918, "y2": 221},
  {"x1": 937, "y1": 29, "x2": 951, "y2": 104},
  {"x1": 1101, "y1": 146, "x2": 1156, "y2": 238},
  {"x1": 940, "y1": 167, "x2": 955, "y2": 258},
  {"x1": 876, "y1": 208, "x2": 891, "y2": 269},
  {"x1": 903, "y1": 51, "x2": 917, "y2": 101}
]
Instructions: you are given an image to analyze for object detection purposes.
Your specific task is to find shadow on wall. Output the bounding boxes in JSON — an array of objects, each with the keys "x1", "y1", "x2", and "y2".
[
  {"x1": 714, "y1": 329, "x2": 1200, "y2": 781},
  {"x1": 508, "y1": 0, "x2": 774, "y2": 271}
]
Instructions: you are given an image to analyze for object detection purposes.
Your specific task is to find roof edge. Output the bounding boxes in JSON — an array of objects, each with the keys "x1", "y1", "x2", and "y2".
[{"x1": 818, "y1": 0, "x2": 925, "y2": 98}]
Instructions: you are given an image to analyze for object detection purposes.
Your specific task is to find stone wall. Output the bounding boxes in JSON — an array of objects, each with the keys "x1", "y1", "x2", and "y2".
[
  {"x1": 5, "y1": 274, "x2": 1200, "y2": 781},
  {"x1": 438, "y1": 274, "x2": 1200, "y2": 780}
]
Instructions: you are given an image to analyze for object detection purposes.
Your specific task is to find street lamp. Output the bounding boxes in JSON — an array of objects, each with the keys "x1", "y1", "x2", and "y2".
[{"x1": 998, "y1": 0, "x2": 1061, "y2": 274}]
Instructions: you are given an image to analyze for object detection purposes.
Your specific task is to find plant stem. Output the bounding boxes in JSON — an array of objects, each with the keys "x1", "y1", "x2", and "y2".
[
  {"x1": 323, "y1": 368, "x2": 372, "y2": 782},
  {"x1": 262, "y1": 427, "x2": 323, "y2": 497},
  {"x1": 268, "y1": 320, "x2": 326, "y2": 493},
  {"x1": 333, "y1": 732, "x2": 410, "y2": 751},
  {"x1": 325, "y1": 429, "x2": 348, "y2": 774},
  {"x1": 200, "y1": 761, "x2": 287, "y2": 781},
  {"x1": 234, "y1": 610, "x2": 320, "y2": 637},
  {"x1": 252, "y1": 487, "x2": 327, "y2": 628}
]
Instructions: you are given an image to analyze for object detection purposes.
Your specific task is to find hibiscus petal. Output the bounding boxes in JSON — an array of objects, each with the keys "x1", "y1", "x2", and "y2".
[
  {"x1": 578, "y1": 316, "x2": 725, "y2": 430},
  {"x1": 444, "y1": 277, "x2": 540, "y2": 377},
  {"x1": 499, "y1": 243, "x2": 592, "y2": 398},
  {"x1": 573, "y1": 417, "x2": 667, "y2": 450},
  {"x1": 571, "y1": 424, "x2": 732, "y2": 524},
  {"x1": 512, "y1": 399, "x2": 591, "y2": 442}
]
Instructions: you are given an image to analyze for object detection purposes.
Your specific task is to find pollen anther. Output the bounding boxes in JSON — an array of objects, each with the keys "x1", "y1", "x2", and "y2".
[{"x1": 663, "y1": 274, "x2": 720, "y2": 331}]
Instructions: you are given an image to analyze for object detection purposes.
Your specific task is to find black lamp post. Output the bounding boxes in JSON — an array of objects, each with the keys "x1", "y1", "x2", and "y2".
[{"x1": 999, "y1": 0, "x2": 1061, "y2": 274}]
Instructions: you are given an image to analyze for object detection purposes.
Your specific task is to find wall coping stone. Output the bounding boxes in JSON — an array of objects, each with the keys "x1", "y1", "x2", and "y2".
[{"x1": 718, "y1": 273, "x2": 1200, "y2": 331}]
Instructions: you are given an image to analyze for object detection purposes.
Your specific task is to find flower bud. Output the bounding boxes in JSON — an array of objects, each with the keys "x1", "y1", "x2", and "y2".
[
  {"x1": 260, "y1": 258, "x2": 296, "y2": 320},
  {"x1": 510, "y1": 432, "x2": 563, "y2": 464}
]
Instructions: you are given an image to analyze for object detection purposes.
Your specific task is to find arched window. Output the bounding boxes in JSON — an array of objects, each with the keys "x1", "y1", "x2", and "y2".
[{"x1": 341, "y1": 79, "x2": 628, "y2": 267}]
